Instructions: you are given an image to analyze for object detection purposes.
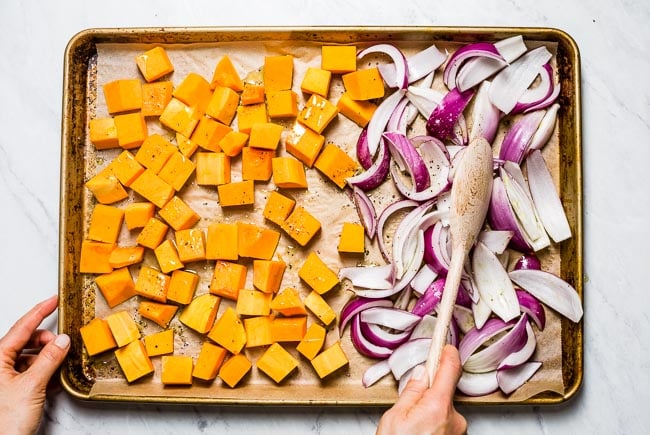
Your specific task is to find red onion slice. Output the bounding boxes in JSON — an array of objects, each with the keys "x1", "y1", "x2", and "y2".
[
  {"x1": 514, "y1": 253, "x2": 541, "y2": 271},
  {"x1": 424, "y1": 221, "x2": 451, "y2": 275},
  {"x1": 472, "y1": 296, "x2": 492, "y2": 330},
  {"x1": 339, "y1": 264, "x2": 394, "y2": 290},
  {"x1": 426, "y1": 88, "x2": 476, "y2": 142},
  {"x1": 410, "y1": 263, "x2": 438, "y2": 295},
  {"x1": 406, "y1": 85, "x2": 444, "y2": 119},
  {"x1": 360, "y1": 307, "x2": 422, "y2": 331},
  {"x1": 384, "y1": 131, "x2": 431, "y2": 193},
  {"x1": 377, "y1": 199, "x2": 419, "y2": 262},
  {"x1": 356, "y1": 127, "x2": 372, "y2": 170},
  {"x1": 350, "y1": 315, "x2": 393, "y2": 359},
  {"x1": 509, "y1": 269, "x2": 583, "y2": 322},
  {"x1": 488, "y1": 176, "x2": 531, "y2": 251},
  {"x1": 347, "y1": 136, "x2": 391, "y2": 191},
  {"x1": 494, "y1": 35, "x2": 528, "y2": 63},
  {"x1": 528, "y1": 103, "x2": 560, "y2": 152},
  {"x1": 390, "y1": 141, "x2": 451, "y2": 202},
  {"x1": 380, "y1": 44, "x2": 447, "y2": 86},
  {"x1": 525, "y1": 150, "x2": 572, "y2": 243},
  {"x1": 457, "y1": 370, "x2": 499, "y2": 396},
  {"x1": 366, "y1": 89, "x2": 407, "y2": 157},
  {"x1": 453, "y1": 305, "x2": 476, "y2": 334},
  {"x1": 411, "y1": 278, "x2": 445, "y2": 317},
  {"x1": 458, "y1": 318, "x2": 516, "y2": 364},
  {"x1": 339, "y1": 297, "x2": 394, "y2": 336},
  {"x1": 362, "y1": 359, "x2": 392, "y2": 388},
  {"x1": 472, "y1": 241, "x2": 520, "y2": 322},
  {"x1": 443, "y1": 42, "x2": 506, "y2": 90},
  {"x1": 498, "y1": 320, "x2": 537, "y2": 370},
  {"x1": 477, "y1": 230, "x2": 514, "y2": 255},
  {"x1": 360, "y1": 321, "x2": 412, "y2": 349},
  {"x1": 511, "y1": 63, "x2": 556, "y2": 113},
  {"x1": 498, "y1": 110, "x2": 546, "y2": 164},
  {"x1": 388, "y1": 337, "x2": 431, "y2": 380},
  {"x1": 469, "y1": 80, "x2": 502, "y2": 144},
  {"x1": 359, "y1": 44, "x2": 408, "y2": 89},
  {"x1": 351, "y1": 186, "x2": 378, "y2": 238},
  {"x1": 496, "y1": 361, "x2": 542, "y2": 395},
  {"x1": 516, "y1": 289, "x2": 546, "y2": 330}
]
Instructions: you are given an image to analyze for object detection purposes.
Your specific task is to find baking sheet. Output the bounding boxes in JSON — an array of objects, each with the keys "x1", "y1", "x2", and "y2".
[{"x1": 59, "y1": 27, "x2": 582, "y2": 406}]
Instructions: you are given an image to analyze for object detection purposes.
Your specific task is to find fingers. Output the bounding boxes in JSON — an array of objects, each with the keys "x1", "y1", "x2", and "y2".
[
  {"x1": 389, "y1": 364, "x2": 429, "y2": 413},
  {"x1": 428, "y1": 344, "x2": 463, "y2": 403},
  {"x1": 23, "y1": 334, "x2": 70, "y2": 390},
  {"x1": 25, "y1": 329, "x2": 57, "y2": 351},
  {"x1": 0, "y1": 295, "x2": 59, "y2": 365}
]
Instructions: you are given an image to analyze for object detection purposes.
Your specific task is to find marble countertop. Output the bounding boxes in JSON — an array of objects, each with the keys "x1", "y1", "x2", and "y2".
[{"x1": 1, "y1": 0, "x2": 648, "y2": 433}]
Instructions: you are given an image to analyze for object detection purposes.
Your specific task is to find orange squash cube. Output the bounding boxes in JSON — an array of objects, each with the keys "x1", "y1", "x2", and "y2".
[
  {"x1": 172, "y1": 72, "x2": 212, "y2": 114},
  {"x1": 236, "y1": 222, "x2": 280, "y2": 260},
  {"x1": 108, "y1": 246, "x2": 145, "y2": 268},
  {"x1": 300, "y1": 67, "x2": 332, "y2": 97},
  {"x1": 141, "y1": 81, "x2": 173, "y2": 117},
  {"x1": 285, "y1": 123, "x2": 325, "y2": 167},
  {"x1": 240, "y1": 83, "x2": 265, "y2": 105},
  {"x1": 193, "y1": 342, "x2": 228, "y2": 381},
  {"x1": 167, "y1": 269, "x2": 199, "y2": 305},
  {"x1": 236, "y1": 103, "x2": 267, "y2": 134},
  {"x1": 114, "y1": 111, "x2": 148, "y2": 149},
  {"x1": 299, "y1": 252, "x2": 339, "y2": 295},
  {"x1": 114, "y1": 340, "x2": 154, "y2": 383},
  {"x1": 159, "y1": 98, "x2": 200, "y2": 138},
  {"x1": 281, "y1": 206, "x2": 321, "y2": 247},
  {"x1": 158, "y1": 151, "x2": 196, "y2": 191},
  {"x1": 218, "y1": 353, "x2": 251, "y2": 388},
  {"x1": 338, "y1": 222, "x2": 365, "y2": 254},
  {"x1": 85, "y1": 170, "x2": 128, "y2": 205},
  {"x1": 176, "y1": 132, "x2": 199, "y2": 158},
  {"x1": 218, "y1": 180, "x2": 255, "y2": 207},
  {"x1": 88, "y1": 204, "x2": 124, "y2": 244},
  {"x1": 95, "y1": 267, "x2": 136, "y2": 308},
  {"x1": 241, "y1": 147, "x2": 274, "y2": 181},
  {"x1": 243, "y1": 316, "x2": 273, "y2": 348},
  {"x1": 271, "y1": 316, "x2": 307, "y2": 343},
  {"x1": 103, "y1": 79, "x2": 142, "y2": 114},
  {"x1": 158, "y1": 196, "x2": 200, "y2": 231},
  {"x1": 218, "y1": 131, "x2": 249, "y2": 157},
  {"x1": 80, "y1": 318, "x2": 117, "y2": 356},
  {"x1": 236, "y1": 289, "x2": 272, "y2": 317},
  {"x1": 130, "y1": 169, "x2": 175, "y2": 208},
  {"x1": 138, "y1": 301, "x2": 178, "y2": 328},
  {"x1": 143, "y1": 328, "x2": 174, "y2": 356},
  {"x1": 342, "y1": 67, "x2": 385, "y2": 100},
  {"x1": 272, "y1": 157, "x2": 307, "y2": 189},
  {"x1": 195, "y1": 152, "x2": 230, "y2": 186},
  {"x1": 136, "y1": 217, "x2": 169, "y2": 249},
  {"x1": 134, "y1": 266, "x2": 170, "y2": 303},
  {"x1": 298, "y1": 94, "x2": 339, "y2": 134},
  {"x1": 311, "y1": 341, "x2": 349, "y2": 379},
  {"x1": 178, "y1": 293, "x2": 221, "y2": 334},
  {"x1": 209, "y1": 260, "x2": 247, "y2": 301},
  {"x1": 313, "y1": 143, "x2": 359, "y2": 189},
  {"x1": 105, "y1": 310, "x2": 140, "y2": 347},
  {"x1": 79, "y1": 240, "x2": 115, "y2": 274},
  {"x1": 270, "y1": 287, "x2": 307, "y2": 317},
  {"x1": 191, "y1": 116, "x2": 232, "y2": 152},
  {"x1": 135, "y1": 46, "x2": 174, "y2": 83},
  {"x1": 135, "y1": 134, "x2": 177, "y2": 173},
  {"x1": 206, "y1": 86, "x2": 239, "y2": 125},
  {"x1": 262, "y1": 191, "x2": 295, "y2": 226},
  {"x1": 321, "y1": 45, "x2": 357, "y2": 73},
  {"x1": 110, "y1": 150, "x2": 145, "y2": 186},
  {"x1": 175, "y1": 228, "x2": 206, "y2": 263},
  {"x1": 248, "y1": 122, "x2": 283, "y2": 150},
  {"x1": 89, "y1": 117, "x2": 119, "y2": 149},
  {"x1": 304, "y1": 291, "x2": 337, "y2": 326},
  {"x1": 208, "y1": 307, "x2": 246, "y2": 355},
  {"x1": 263, "y1": 55, "x2": 293, "y2": 92},
  {"x1": 253, "y1": 259, "x2": 286, "y2": 294},
  {"x1": 336, "y1": 92, "x2": 377, "y2": 127},
  {"x1": 154, "y1": 239, "x2": 184, "y2": 274},
  {"x1": 257, "y1": 343, "x2": 299, "y2": 384},
  {"x1": 161, "y1": 355, "x2": 193, "y2": 385},
  {"x1": 296, "y1": 322, "x2": 326, "y2": 360},
  {"x1": 205, "y1": 223, "x2": 238, "y2": 261},
  {"x1": 124, "y1": 202, "x2": 155, "y2": 230},
  {"x1": 210, "y1": 55, "x2": 244, "y2": 92},
  {"x1": 266, "y1": 90, "x2": 298, "y2": 118}
]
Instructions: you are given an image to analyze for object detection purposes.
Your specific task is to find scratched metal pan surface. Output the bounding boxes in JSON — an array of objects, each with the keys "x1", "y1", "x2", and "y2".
[{"x1": 59, "y1": 26, "x2": 582, "y2": 406}]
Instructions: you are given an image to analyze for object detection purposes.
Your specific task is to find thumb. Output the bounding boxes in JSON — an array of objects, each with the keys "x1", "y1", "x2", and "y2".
[
  {"x1": 390, "y1": 364, "x2": 429, "y2": 412},
  {"x1": 24, "y1": 334, "x2": 70, "y2": 390}
]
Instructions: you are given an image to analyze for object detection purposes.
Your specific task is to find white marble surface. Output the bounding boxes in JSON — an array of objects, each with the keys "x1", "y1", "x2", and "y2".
[{"x1": 1, "y1": 0, "x2": 648, "y2": 433}]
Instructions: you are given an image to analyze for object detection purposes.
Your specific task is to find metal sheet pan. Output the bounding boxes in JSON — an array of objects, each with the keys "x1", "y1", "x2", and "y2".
[{"x1": 59, "y1": 26, "x2": 582, "y2": 406}]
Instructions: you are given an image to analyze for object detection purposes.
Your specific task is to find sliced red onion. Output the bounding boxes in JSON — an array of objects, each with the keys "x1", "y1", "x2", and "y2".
[
  {"x1": 452, "y1": 113, "x2": 469, "y2": 146},
  {"x1": 472, "y1": 242, "x2": 520, "y2": 322},
  {"x1": 488, "y1": 176, "x2": 530, "y2": 251},
  {"x1": 377, "y1": 199, "x2": 419, "y2": 262},
  {"x1": 406, "y1": 85, "x2": 444, "y2": 119},
  {"x1": 509, "y1": 269, "x2": 583, "y2": 322},
  {"x1": 384, "y1": 131, "x2": 431, "y2": 193},
  {"x1": 528, "y1": 103, "x2": 560, "y2": 152},
  {"x1": 497, "y1": 361, "x2": 542, "y2": 395},
  {"x1": 525, "y1": 150, "x2": 572, "y2": 243},
  {"x1": 472, "y1": 296, "x2": 492, "y2": 330},
  {"x1": 350, "y1": 315, "x2": 393, "y2": 359},
  {"x1": 453, "y1": 305, "x2": 476, "y2": 334},
  {"x1": 463, "y1": 314, "x2": 528, "y2": 373},
  {"x1": 455, "y1": 282, "x2": 474, "y2": 308},
  {"x1": 360, "y1": 307, "x2": 422, "y2": 331},
  {"x1": 351, "y1": 186, "x2": 377, "y2": 239},
  {"x1": 409, "y1": 314, "x2": 437, "y2": 339},
  {"x1": 356, "y1": 127, "x2": 372, "y2": 170},
  {"x1": 498, "y1": 320, "x2": 537, "y2": 369},
  {"x1": 411, "y1": 278, "x2": 445, "y2": 316},
  {"x1": 424, "y1": 222, "x2": 450, "y2": 275},
  {"x1": 380, "y1": 44, "x2": 447, "y2": 86},
  {"x1": 498, "y1": 110, "x2": 546, "y2": 164},
  {"x1": 392, "y1": 201, "x2": 435, "y2": 278},
  {"x1": 391, "y1": 140, "x2": 451, "y2": 202},
  {"x1": 513, "y1": 253, "x2": 541, "y2": 271},
  {"x1": 489, "y1": 46, "x2": 553, "y2": 114},
  {"x1": 426, "y1": 88, "x2": 476, "y2": 142},
  {"x1": 366, "y1": 89, "x2": 406, "y2": 157},
  {"x1": 457, "y1": 370, "x2": 499, "y2": 396},
  {"x1": 410, "y1": 263, "x2": 438, "y2": 295},
  {"x1": 362, "y1": 359, "x2": 392, "y2": 388},
  {"x1": 511, "y1": 63, "x2": 556, "y2": 114},
  {"x1": 339, "y1": 297, "x2": 394, "y2": 336},
  {"x1": 347, "y1": 136, "x2": 391, "y2": 191},
  {"x1": 443, "y1": 42, "x2": 506, "y2": 90},
  {"x1": 458, "y1": 317, "x2": 515, "y2": 364},
  {"x1": 387, "y1": 97, "x2": 411, "y2": 135},
  {"x1": 339, "y1": 264, "x2": 394, "y2": 290},
  {"x1": 388, "y1": 337, "x2": 431, "y2": 380},
  {"x1": 360, "y1": 320, "x2": 412, "y2": 349},
  {"x1": 469, "y1": 81, "x2": 502, "y2": 144},
  {"x1": 478, "y1": 230, "x2": 514, "y2": 255},
  {"x1": 522, "y1": 84, "x2": 560, "y2": 113},
  {"x1": 359, "y1": 44, "x2": 408, "y2": 89},
  {"x1": 494, "y1": 35, "x2": 528, "y2": 63}
]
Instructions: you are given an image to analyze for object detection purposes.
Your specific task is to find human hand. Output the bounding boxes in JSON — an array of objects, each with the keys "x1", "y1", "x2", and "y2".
[
  {"x1": 0, "y1": 295, "x2": 70, "y2": 435},
  {"x1": 376, "y1": 344, "x2": 467, "y2": 435}
]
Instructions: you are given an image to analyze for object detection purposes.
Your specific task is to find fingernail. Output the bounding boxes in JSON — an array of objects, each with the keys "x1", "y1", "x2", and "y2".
[
  {"x1": 54, "y1": 334, "x2": 70, "y2": 349},
  {"x1": 412, "y1": 364, "x2": 428, "y2": 382}
]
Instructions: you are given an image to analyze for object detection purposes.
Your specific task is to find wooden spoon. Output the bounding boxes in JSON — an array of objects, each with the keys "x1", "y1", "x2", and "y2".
[{"x1": 425, "y1": 136, "x2": 494, "y2": 386}]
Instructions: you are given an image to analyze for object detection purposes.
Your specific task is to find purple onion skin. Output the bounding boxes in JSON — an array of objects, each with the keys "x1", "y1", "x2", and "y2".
[
  {"x1": 356, "y1": 127, "x2": 373, "y2": 170},
  {"x1": 515, "y1": 289, "x2": 546, "y2": 330},
  {"x1": 426, "y1": 88, "x2": 475, "y2": 141},
  {"x1": 514, "y1": 253, "x2": 541, "y2": 271},
  {"x1": 411, "y1": 278, "x2": 445, "y2": 316}
]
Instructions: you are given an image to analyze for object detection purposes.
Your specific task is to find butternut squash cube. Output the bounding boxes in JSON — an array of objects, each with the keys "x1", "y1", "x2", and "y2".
[
  {"x1": 338, "y1": 222, "x2": 365, "y2": 254},
  {"x1": 297, "y1": 94, "x2": 339, "y2": 134},
  {"x1": 321, "y1": 45, "x2": 357, "y2": 73},
  {"x1": 136, "y1": 217, "x2": 169, "y2": 249},
  {"x1": 138, "y1": 301, "x2": 178, "y2": 328},
  {"x1": 243, "y1": 316, "x2": 273, "y2": 348},
  {"x1": 158, "y1": 196, "x2": 200, "y2": 231},
  {"x1": 241, "y1": 147, "x2": 273, "y2": 181},
  {"x1": 253, "y1": 260, "x2": 286, "y2": 294},
  {"x1": 154, "y1": 239, "x2": 184, "y2": 274},
  {"x1": 206, "y1": 223, "x2": 238, "y2": 261},
  {"x1": 105, "y1": 310, "x2": 140, "y2": 347},
  {"x1": 236, "y1": 289, "x2": 272, "y2": 317},
  {"x1": 263, "y1": 55, "x2": 294, "y2": 92},
  {"x1": 313, "y1": 143, "x2": 359, "y2": 189},
  {"x1": 193, "y1": 342, "x2": 228, "y2": 381},
  {"x1": 159, "y1": 98, "x2": 200, "y2": 138},
  {"x1": 124, "y1": 202, "x2": 155, "y2": 230},
  {"x1": 208, "y1": 307, "x2": 246, "y2": 354},
  {"x1": 209, "y1": 260, "x2": 247, "y2": 301},
  {"x1": 141, "y1": 81, "x2": 173, "y2": 117},
  {"x1": 135, "y1": 46, "x2": 174, "y2": 83},
  {"x1": 175, "y1": 228, "x2": 206, "y2": 263},
  {"x1": 240, "y1": 83, "x2": 265, "y2": 105},
  {"x1": 110, "y1": 150, "x2": 145, "y2": 186},
  {"x1": 272, "y1": 157, "x2": 307, "y2": 189},
  {"x1": 176, "y1": 132, "x2": 198, "y2": 158},
  {"x1": 236, "y1": 222, "x2": 280, "y2": 260},
  {"x1": 95, "y1": 267, "x2": 136, "y2": 308},
  {"x1": 161, "y1": 355, "x2": 193, "y2": 385},
  {"x1": 103, "y1": 79, "x2": 143, "y2": 114},
  {"x1": 285, "y1": 123, "x2": 325, "y2": 168},
  {"x1": 114, "y1": 340, "x2": 154, "y2": 383},
  {"x1": 218, "y1": 131, "x2": 249, "y2": 157},
  {"x1": 88, "y1": 204, "x2": 124, "y2": 244},
  {"x1": 271, "y1": 316, "x2": 307, "y2": 343},
  {"x1": 257, "y1": 342, "x2": 299, "y2": 384},
  {"x1": 79, "y1": 240, "x2": 114, "y2": 274},
  {"x1": 342, "y1": 67, "x2": 385, "y2": 101},
  {"x1": 300, "y1": 67, "x2": 332, "y2": 97},
  {"x1": 195, "y1": 152, "x2": 231, "y2": 186},
  {"x1": 299, "y1": 252, "x2": 339, "y2": 295},
  {"x1": 296, "y1": 322, "x2": 326, "y2": 360},
  {"x1": 266, "y1": 90, "x2": 298, "y2": 118},
  {"x1": 143, "y1": 328, "x2": 174, "y2": 356},
  {"x1": 114, "y1": 112, "x2": 148, "y2": 149},
  {"x1": 89, "y1": 117, "x2": 119, "y2": 149},
  {"x1": 311, "y1": 341, "x2": 349, "y2": 379},
  {"x1": 130, "y1": 169, "x2": 175, "y2": 208},
  {"x1": 178, "y1": 293, "x2": 221, "y2": 334},
  {"x1": 336, "y1": 92, "x2": 377, "y2": 127},
  {"x1": 85, "y1": 170, "x2": 128, "y2": 205},
  {"x1": 270, "y1": 287, "x2": 308, "y2": 317},
  {"x1": 80, "y1": 318, "x2": 117, "y2": 356},
  {"x1": 248, "y1": 122, "x2": 283, "y2": 150},
  {"x1": 109, "y1": 246, "x2": 145, "y2": 269},
  {"x1": 210, "y1": 55, "x2": 244, "y2": 92},
  {"x1": 158, "y1": 151, "x2": 196, "y2": 191},
  {"x1": 191, "y1": 116, "x2": 232, "y2": 152},
  {"x1": 304, "y1": 291, "x2": 337, "y2": 326},
  {"x1": 167, "y1": 269, "x2": 199, "y2": 305},
  {"x1": 262, "y1": 191, "x2": 295, "y2": 226},
  {"x1": 281, "y1": 206, "x2": 321, "y2": 247},
  {"x1": 129, "y1": 133, "x2": 175, "y2": 176},
  {"x1": 206, "y1": 86, "x2": 240, "y2": 125},
  {"x1": 134, "y1": 266, "x2": 170, "y2": 303},
  {"x1": 172, "y1": 72, "x2": 212, "y2": 115},
  {"x1": 218, "y1": 180, "x2": 255, "y2": 207},
  {"x1": 236, "y1": 103, "x2": 267, "y2": 134},
  {"x1": 219, "y1": 353, "x2": 251, "y2": 388}
]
